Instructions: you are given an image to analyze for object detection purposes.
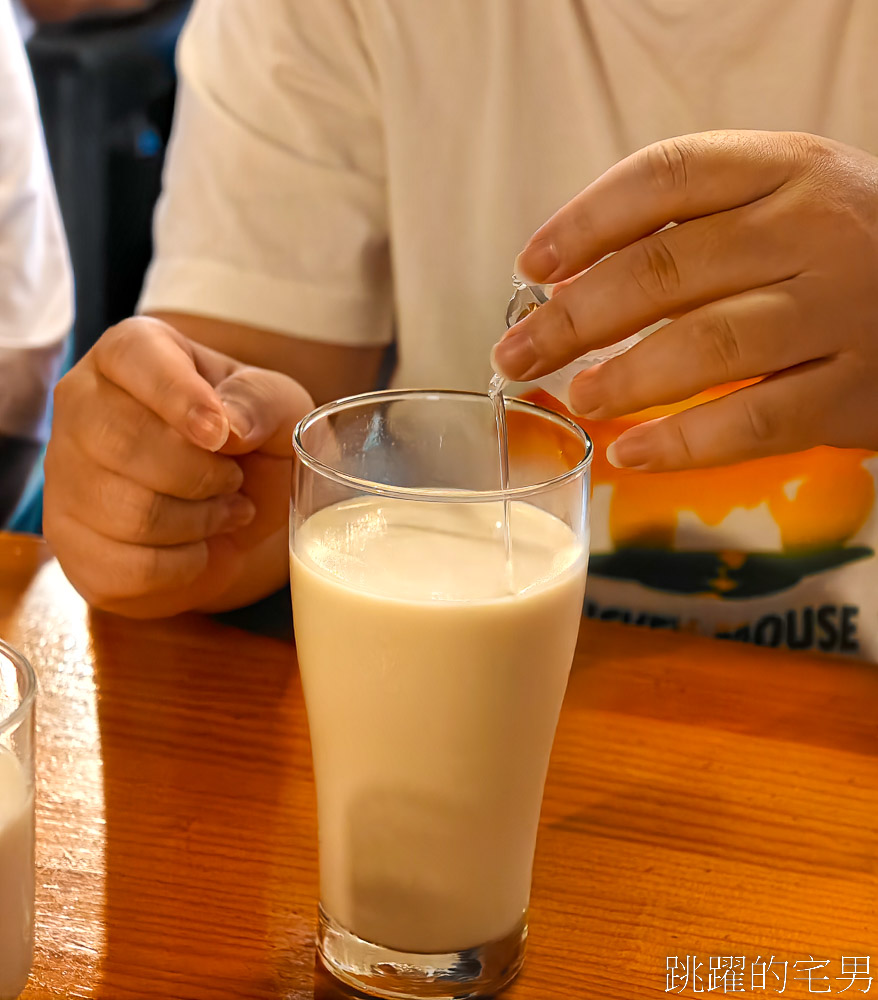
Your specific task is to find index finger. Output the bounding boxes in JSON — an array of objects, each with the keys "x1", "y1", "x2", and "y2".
[
  {"x1": 92, "y1": 317, "x2": 230, "y2": 452},
  {"x1": 516, "y1": 130, "x2": 800, "y2": 284}
]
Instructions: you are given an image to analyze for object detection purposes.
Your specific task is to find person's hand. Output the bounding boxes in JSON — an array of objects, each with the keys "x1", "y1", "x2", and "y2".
[
  {"x1": 44, "y1": 317, "x2": 313, "y2": 617},
  {"x1": 491, "y1": 130, "x2": 878, "y2": 470}
]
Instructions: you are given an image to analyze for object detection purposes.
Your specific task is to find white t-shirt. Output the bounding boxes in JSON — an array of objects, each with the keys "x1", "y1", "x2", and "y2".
[
  {"x1": 140, "y1": 0, "x2": 878, "y2": 660},
  {"x1": 11, "y1": 0, "x2": 33, "y2": 40},
  {"x1": 0, "y1": 0, "x2": 72, "y2": 442}
]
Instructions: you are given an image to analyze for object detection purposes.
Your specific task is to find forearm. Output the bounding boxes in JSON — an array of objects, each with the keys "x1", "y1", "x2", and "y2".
[
  {"x1": 0, "y1": 434, "x2": 40, "y2": 527},
  {"x1": 148, "y1": 311, "x2": 387, "y2": 405}
]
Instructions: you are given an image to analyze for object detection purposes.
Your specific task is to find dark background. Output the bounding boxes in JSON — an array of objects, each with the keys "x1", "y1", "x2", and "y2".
[{"x1": 27, "y1": 0, "x2": 192, "y2": 363}]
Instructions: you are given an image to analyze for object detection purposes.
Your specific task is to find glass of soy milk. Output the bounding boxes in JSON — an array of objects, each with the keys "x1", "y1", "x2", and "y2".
[
  {"x1": 290, "y1": 389, "x2": 592, "y2": 998},
  {"x1": 0, "y1": 642, "x2": 36, "y2": 1000}
]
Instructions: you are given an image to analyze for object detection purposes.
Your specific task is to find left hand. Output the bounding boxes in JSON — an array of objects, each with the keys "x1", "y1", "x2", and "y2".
[{"x1": 491, "y1": 130, "x2": 878, "y2": 470}]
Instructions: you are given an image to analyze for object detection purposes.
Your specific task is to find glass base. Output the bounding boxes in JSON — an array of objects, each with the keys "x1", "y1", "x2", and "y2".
[{"x1": 316, "y1": 905, "x2": 527, "y2": 999}]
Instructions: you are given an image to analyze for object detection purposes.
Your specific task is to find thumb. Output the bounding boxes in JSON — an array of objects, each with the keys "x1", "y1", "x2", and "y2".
[{"x1": 213, "y1": 367, "x2": 315, "y2": 456}]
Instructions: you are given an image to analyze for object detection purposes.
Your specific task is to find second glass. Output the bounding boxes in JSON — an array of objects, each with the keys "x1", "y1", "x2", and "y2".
[
  {"x1": 0, "y1": 640, "x2": 36, "y2": 1000},
  {"x1": 290, "y1": 389, "x2": 592, "y2": 998}
]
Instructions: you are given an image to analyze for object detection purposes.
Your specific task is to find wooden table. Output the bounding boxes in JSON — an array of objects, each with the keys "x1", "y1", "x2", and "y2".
[{"x1": 1, "y1": 531, "x2": 875, "y2": 1000}]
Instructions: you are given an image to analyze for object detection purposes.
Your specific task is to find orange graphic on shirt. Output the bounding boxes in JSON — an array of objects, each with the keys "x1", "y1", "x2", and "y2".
[
  {"x1": 518, "y1": 385, "x2": 875, "y2": 553},
  {"x1": 511, "y1": 385, "x2": 875, "y2": 600}
]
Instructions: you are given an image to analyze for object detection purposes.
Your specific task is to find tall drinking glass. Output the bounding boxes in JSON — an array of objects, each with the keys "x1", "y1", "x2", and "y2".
[
  {"x1": 290, "y1": 389, "x2": 592, "y2": 998},
  {"x1": 0, "y1": 641, "x2": 36, "y2": 1000}
]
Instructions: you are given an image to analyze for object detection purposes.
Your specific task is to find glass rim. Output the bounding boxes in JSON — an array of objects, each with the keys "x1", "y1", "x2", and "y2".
[
  {"x1": 0, "y1": 639, "x2": 37, "y2": 735},
  {"x1": 292, "y1": 388, "x2": 593, "y2": 502}
]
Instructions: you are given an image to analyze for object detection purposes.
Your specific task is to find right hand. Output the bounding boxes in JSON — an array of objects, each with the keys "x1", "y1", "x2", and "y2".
[{"x1": 44, "y1": 317, "x2": 313, "y2": 618}]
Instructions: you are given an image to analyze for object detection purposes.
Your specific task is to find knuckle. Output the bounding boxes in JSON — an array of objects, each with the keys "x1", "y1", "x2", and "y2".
[
  {"x1": 93, "y1": 400, "x2": 153, "y2": 470},
  {"x1": 184, "y1": 462, "x2": 224, "y2": 501},
  {"x1": 52, "y1": 360, "x2": 96, "y2": 420},
  {"x1": 568, "y1": 203, "x2": 597, "y2": 248},
  {"x1": 100, "y1": 543, "x2": 166, "y2": 599},
  {"x1": 701, "y1": 311, "x2": 743, "y2": 381},
  {"x1": 670, "y1": 420, "x2": 696, "y2": 466},
  {"x1": 786, "y1": 130, "x2": 831, "y2": 164},
  {"x1": 741, "y1": 396, "x2": 778, "y2": 445},
  {"x1": 122, "y1": 488, "x2": 164, "y2": 543},
  {"x1": 152, "y1": 369, "x2": 182, "y2": 411},
  {"x1": 92, "y1": 416, "x2": 137, "y2": 468},
  {"x1": 592, "y1": 356, "x2": 633, "y2": 412},
  {"x1": 134, "y1": 545, "x2": 164, "y2": 590},
  {"x1": 93, "y1": 474, "x2": 122, "y2": 527},
  {"x1": 205, "y1": 498, "x2": 233, "y2": 535},
  {"x1": 546, "y1": 296, "x2": 585, "y2": 361},
  {"x1": 643, "y1": 137, "x2": 691, "y2": 194},
  {"x1": 92, "y1": 469, "x2": 119, "y2": 515},
  {"x1": 631, "y1": 236, "x2": 681, "y2": 300},
  {"x1": 138, "y1": 493, "x2": 165, "y2": 541},
  {"x1": 97, "y1": 320, "x2": 142, "y2": 370},
  {"x1": 135, "y1": 542, "x2": 206, "y2": 596},
  {"x1": 104, "y1": 544, "x2": 184, "y2": 602}
]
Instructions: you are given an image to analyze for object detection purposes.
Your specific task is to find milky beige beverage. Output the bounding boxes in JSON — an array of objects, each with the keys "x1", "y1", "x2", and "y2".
[
  {"x1": 0, "y1": 749, "x2": 34, "y2": 1000},
  {"x1": 291, "y1": 497, "x2": 586, "y2": 955}
]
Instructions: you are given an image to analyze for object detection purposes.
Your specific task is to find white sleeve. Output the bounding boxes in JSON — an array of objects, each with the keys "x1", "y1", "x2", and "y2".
[
  {"x1": 11, "y1": 1, "x2": 33, "y2": 41},
  {"x1": 0, "y1": 0, "x2": 73, "y2": 441},
  {"x1": 139, "y1": 0, "x2": 393, "y2": 348}
]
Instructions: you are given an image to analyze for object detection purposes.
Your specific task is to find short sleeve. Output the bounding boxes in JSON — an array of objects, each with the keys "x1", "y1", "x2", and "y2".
[
  {"x1": 139, "y1": 0, "x2": 393, "y2": 348},
  {"x1": 0, "y1": 0, "x2": 72, "y2": 441}
]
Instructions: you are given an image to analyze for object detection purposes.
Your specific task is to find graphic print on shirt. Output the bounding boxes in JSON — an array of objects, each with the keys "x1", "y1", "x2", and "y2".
[{"x1": 521, "y1": 388, "x2": 877, "y2": 657}]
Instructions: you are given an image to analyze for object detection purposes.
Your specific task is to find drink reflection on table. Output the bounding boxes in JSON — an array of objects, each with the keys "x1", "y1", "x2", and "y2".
[{"x1": 88, "y1": 608, "x2": 318, "y2": 998}]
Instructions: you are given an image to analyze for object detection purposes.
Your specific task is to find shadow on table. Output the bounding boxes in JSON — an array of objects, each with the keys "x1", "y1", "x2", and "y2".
[
  {"x1": 212, "y1": 586, "x2": 294, "y2": 643},
  {"x1": 87, "y1": 607, "x2": 319, "y2": 998}
]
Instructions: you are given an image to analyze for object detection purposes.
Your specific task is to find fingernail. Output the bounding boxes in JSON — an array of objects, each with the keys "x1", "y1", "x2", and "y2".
[
  {"x1": 222, "y1": 400, "x2": 255, "y2": 440},
  {"x1": 515, "y1": 241, "x2": 558, "y2": 284},
  {"x1": 490, "y1": 331, "x2": 537, "y2": 381},
  {"x1": 607, "y1": 431, "x2": 651, "y2": 470},
  {"x1": 187, "y1": 405, "x2": 228, "y2": 451},
  {"x1": 221, "y1": 462, "x2": 245, "y2": 494},
  {"x1": 222, "y1": 493, "x2": 256, "y2": 530},
  {"x1": 568, "y1": 366, "x2": 604, "y2": 417}
]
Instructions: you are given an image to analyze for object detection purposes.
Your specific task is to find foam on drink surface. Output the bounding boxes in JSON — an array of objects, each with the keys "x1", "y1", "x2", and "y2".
[
  {"x1": 0, "y1": 749, "x2": 34, "y2": 1000},
  {"x1": 297, "y1": 497, "x2": 580, "y2": 601},
  {"x1": 292, "y1": 498, "x2": 586, "y2": 954}
]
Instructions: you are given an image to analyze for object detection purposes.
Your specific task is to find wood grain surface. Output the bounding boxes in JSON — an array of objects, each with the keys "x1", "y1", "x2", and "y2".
[{"x1": 0, "y1": 531, "x2": 875, "y2": 999}]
